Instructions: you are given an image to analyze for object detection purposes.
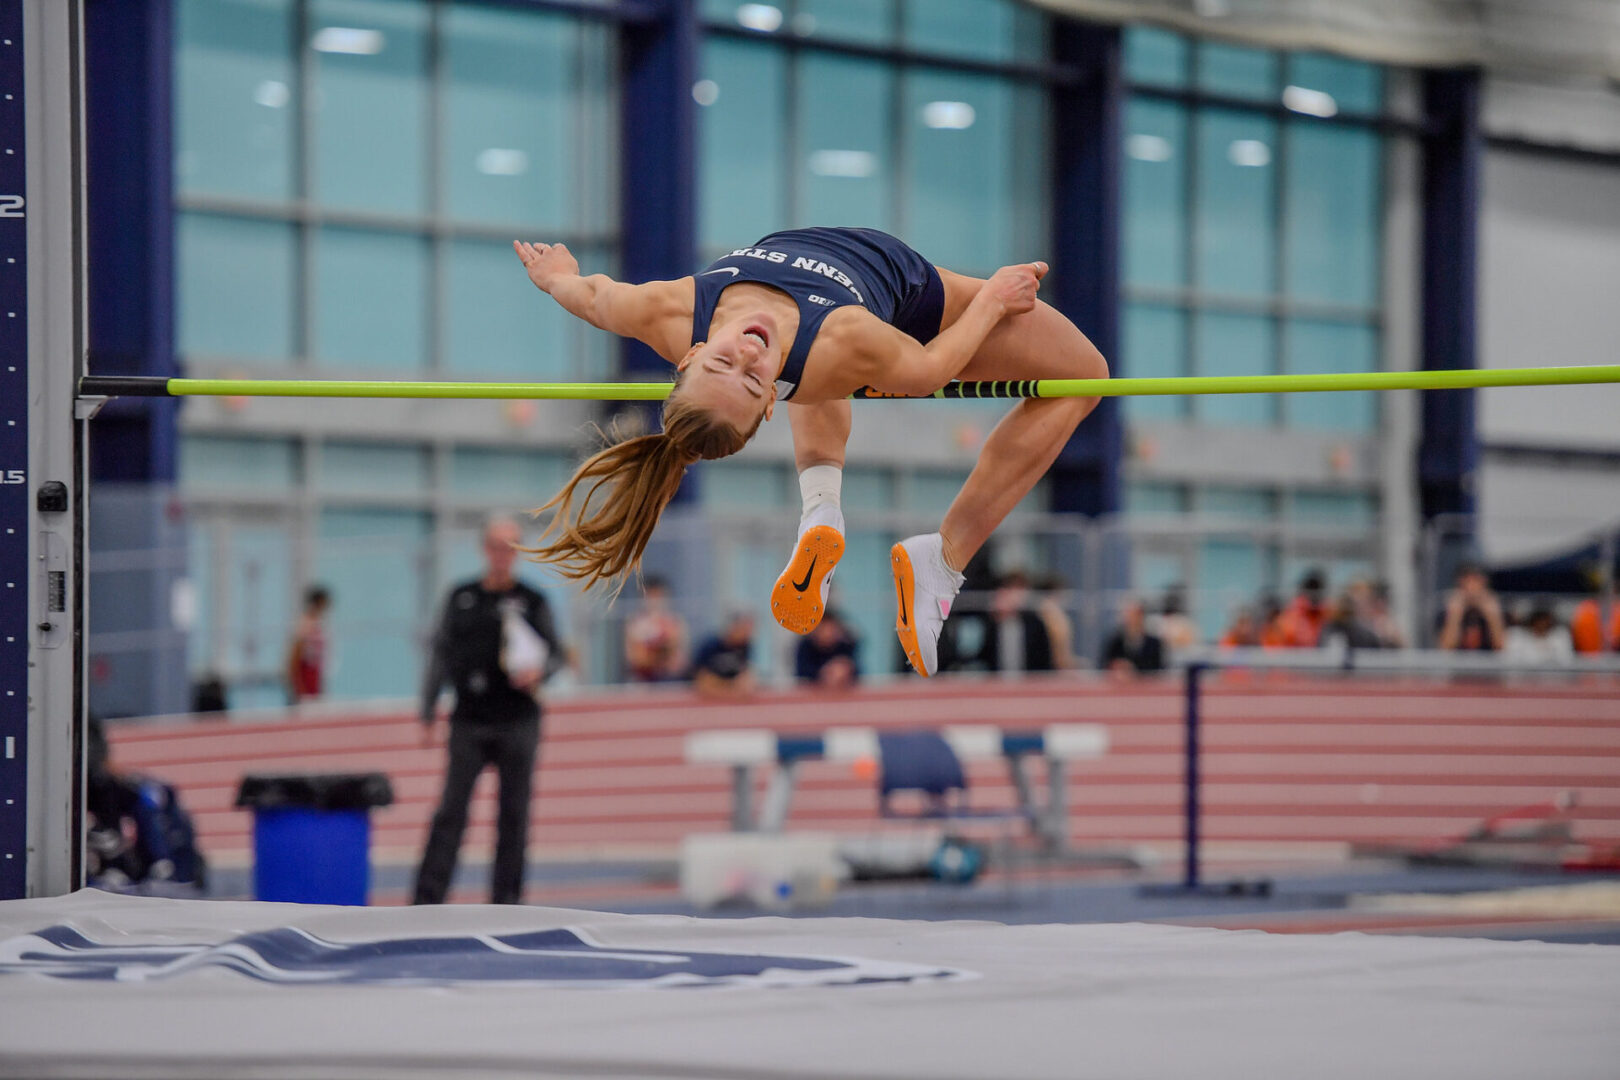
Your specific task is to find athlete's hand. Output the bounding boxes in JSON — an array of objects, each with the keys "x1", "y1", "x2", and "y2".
[
  {"x1": 985, "y1": 261, "x2": 1047, "y2": 317},
  {"x1": 514, "y1": 240, "x2": 579, "y2": 293}
]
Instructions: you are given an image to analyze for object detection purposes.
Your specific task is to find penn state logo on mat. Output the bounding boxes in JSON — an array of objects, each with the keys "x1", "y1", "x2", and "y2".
[{"x1": 0, "y1": 924, "x2": 967, "y2": 989}]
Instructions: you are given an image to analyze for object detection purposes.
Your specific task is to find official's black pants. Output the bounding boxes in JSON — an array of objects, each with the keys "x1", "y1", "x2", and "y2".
[{"x1": 412, "y1": 716, "x2": 540, "y2": 905}]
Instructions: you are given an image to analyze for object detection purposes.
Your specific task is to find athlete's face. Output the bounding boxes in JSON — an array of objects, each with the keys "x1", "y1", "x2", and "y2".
[{"x1": 676, "y1": 313, "x2": 781, "y2": 431}]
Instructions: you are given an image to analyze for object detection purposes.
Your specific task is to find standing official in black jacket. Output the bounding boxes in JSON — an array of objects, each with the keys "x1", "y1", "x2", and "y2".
[{"x1": 413, "y1": 517, "x2": 564, "y2": 905}]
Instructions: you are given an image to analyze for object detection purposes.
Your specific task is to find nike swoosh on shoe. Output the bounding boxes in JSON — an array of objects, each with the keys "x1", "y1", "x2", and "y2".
[{"x1": 793, "y1": 556, "x2": 817, "y2": 593}]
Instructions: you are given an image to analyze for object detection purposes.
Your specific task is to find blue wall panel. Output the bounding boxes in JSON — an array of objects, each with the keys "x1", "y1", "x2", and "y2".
[
  {"x1": 0, "y1": 0, "x2": 30, "y2": 900},
  {"x1": 1048, "y1": 20, "x2": 1121, "y2": 519}
]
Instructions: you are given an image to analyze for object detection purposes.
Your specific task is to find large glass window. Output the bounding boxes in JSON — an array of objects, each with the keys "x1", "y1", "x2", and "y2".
[
  {"x1": 175, "y1": 0, "x2": 618, "y2": 377},
  {"x1": 1285, "y1": 124, "x2": 1380, "y2": 307},
  {"x1": 1122, "y1": 98, "x2": 1187, "y2": 289},
  {"x1": 309, "y1": 0, "x2": 431, "y2": 214},
  {"x1": 177, "y1": 214, "x2": 298, "y2": 364},
  {"x1": 313, "y1": 228, "x2": 431, "y2": 370},
  {"x1": 1120, "y1": 29, "x2": 1386, "y2": 434},
  {"x1": 443, "y1": 5, "x2": 585, "y2": 229},
  {"x1": 698, "y1": 0, "x2": 1047, "y2": 276},
  {"x1": 698, "y1": 40, "x2": 789, "y2": 251},
  {"x1": 173, "y1": 0, "x2": 616, "y2": 703},
  {"x1": 175, "y1": 0, "x2": 297, "y2": 200},
  {"x1": 1119, "y1": 28, "x2": 1389, "y2": 633},
  {"x1": 798, "y1": 54, "x2": 895, "y2": 231}
]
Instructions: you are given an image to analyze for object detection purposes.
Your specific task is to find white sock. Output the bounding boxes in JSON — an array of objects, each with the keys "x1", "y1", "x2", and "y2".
[
  {"x1": 924, "y1": 533, "x2": 965, "y2": 593},
  {"x1": 798, "y1": 465, "x2": 843, "y2": 535}
]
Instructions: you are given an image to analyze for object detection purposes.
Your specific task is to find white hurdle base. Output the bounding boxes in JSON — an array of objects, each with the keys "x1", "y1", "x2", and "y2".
[{"x1": 680, "y1": 832, "x2": 848, "y2": 910}]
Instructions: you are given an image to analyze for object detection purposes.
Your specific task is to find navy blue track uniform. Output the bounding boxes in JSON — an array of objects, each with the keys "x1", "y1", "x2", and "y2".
[{"x1": 691, "y1": 228, "x2": 945, "y2": 400}]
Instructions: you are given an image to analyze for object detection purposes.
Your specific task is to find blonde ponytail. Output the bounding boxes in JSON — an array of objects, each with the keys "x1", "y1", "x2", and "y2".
[{"x1": 526, "y1": 386, "x2": 763, "y2": 593}]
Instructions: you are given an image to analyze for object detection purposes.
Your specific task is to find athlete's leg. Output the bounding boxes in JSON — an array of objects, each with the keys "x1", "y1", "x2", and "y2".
[
  {"x1": 892, "y1": 269, "x2": 1106, "y2": 676},
  {"x1": 772, "y1": 400, "x2": 850, "y2": 634},
  {"x1": 938, "y1": 271, "x2": 1106, "y2": 568}
]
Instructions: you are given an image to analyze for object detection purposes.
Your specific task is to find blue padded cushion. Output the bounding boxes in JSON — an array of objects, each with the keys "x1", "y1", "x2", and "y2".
[{"x1": 877, "y1": 731, "x2": 966, "y2": 798}]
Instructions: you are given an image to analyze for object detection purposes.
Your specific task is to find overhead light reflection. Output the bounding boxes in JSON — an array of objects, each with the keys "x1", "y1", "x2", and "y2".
[
  {"x1": 253, "y1": 80, "x2": 290, "y2": 108},
  {"x1": 311, "y1": 27, "x2": 385, "y2": 55},
  {"x1": 921, "y1": 101, "x2": 976, "y2": 130},
  {"x1": 476, "y1": 148, "x2": 529, "y2": 177},
  {"x1": 1283, "y1": 85, "x2": 1339, "y2": 118},
  {"x1": 735, "y1": 4, "x2": 783, "y2": 32},
  {"x1": 1227, "y1": 139, "x2": 1271, "y2": 167},
  {"x1": 808, "y1": 149, "x2": 877, "y2": 178},
  {"x1": 1126, "y1": 133, "x2": 1173, "y2": 162},
  {"x1": 691, "y1": 79, "x2": 720, "y2": 107}
]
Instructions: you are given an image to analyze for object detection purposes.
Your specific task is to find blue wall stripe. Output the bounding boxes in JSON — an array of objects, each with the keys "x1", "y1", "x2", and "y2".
[{"x1": 0, "y1": 0, "x2": 30, "y2": 900}]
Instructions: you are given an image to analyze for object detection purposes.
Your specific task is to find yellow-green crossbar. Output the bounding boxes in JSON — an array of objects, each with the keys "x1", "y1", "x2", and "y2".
[{"x1": 78, "y1": 365, "x2": 1620, "y2": 402}]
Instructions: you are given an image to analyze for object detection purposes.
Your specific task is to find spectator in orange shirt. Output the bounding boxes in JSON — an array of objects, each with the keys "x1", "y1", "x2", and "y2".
[
  {"x1": 1257, "y1": 595, "x2": 1288, "y2": 647},
  {"x1": 1273, "y1": 569, "x2": 1329, "y2": 647},
  {"x1": 1570, "y1": 594, "x2": 1620, "y2": 653},
  {"x1": 1219, "y1": 606, "x2": 1263, "y2": 648}
]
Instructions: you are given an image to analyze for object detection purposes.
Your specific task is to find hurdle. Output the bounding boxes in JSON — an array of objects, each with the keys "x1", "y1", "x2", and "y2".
[
  {"x1": 1145, "y1": 648, "x2": 1620, "y2": 900},
  {"x1": 686, "y1": 723, "x2": 1110, "y2": 851}
]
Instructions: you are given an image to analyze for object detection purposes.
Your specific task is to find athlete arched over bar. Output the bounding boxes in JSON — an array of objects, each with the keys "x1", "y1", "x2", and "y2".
[{"x1": 514, "y1": 228, "x2": 1108, "y2": 677}]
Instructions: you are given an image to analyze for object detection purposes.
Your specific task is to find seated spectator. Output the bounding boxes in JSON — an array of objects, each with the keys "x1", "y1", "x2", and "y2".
[
  {"x1": 1437, "y1": 563, "x2": 1505, "y2": 652},
  {"x1": 623, "y1": 576, "x2": 689, "y2": 683},
  {"x1": 1220, "y1": 606, "x2": 1263, "y2": 648},
  {"x1": 985, "y1": 570, "x2": 1056, "y2": 674},
  {"x1": 1273, "y1": 569, "x2": 1330, "y2": 647},
  {"x1": 1151, "y1": 586, "x2": 1200, "y2": 654},
  {"x1": 86, "y1": 716, "x2": 207, "y2": 894},
  {"x1": 1033, "y1": 574, "x2": 1077, "y2": 670},
  {"x1": 1257, "y1": 595, "x2": 1289, "y2": 647},
  {"x1": 1570, "y1": 593, "x2": 1620, "y2": 654},
  {"x1": 691, "y1": 611, "x2": 756, "y2": 698},
  {"x1": 1505, "y1": 604, "x2": 1574, "y2": 665},
  {"x1": 1101, "y1": 598, "x2": 1166, "y2": 678},
  {"x1": 796, "y1": 608, "x2": 860, "y2": 690},
  {"x1": 1319, "y1": 585, "x2": 1385, "y2": 652},
  {"x1": 1367, "y1": 580, "x2": 1406, "y2": 648}
]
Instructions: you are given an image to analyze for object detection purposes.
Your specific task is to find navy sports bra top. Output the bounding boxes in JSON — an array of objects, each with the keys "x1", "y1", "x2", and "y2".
[{"x1": 690, "y1": 227, "x2": 941, "y2": 400}]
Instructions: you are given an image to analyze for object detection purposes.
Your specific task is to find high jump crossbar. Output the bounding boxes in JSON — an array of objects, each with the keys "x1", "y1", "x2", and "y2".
[{"x1": 77, "y1": 364, "x2": 1620, "y2": 402}]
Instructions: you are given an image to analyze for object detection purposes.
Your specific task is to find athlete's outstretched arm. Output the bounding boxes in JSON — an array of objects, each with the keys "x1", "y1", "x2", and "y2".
[
  {"x1": 514, "y1": 241, "x2": 690, "y2": 361},
  {"x1": 788, "y1": 400, "x2": 851, "y2": 470},
  {"x1": 839, "y1": 262, "x2": 1047, "y2": 396}
]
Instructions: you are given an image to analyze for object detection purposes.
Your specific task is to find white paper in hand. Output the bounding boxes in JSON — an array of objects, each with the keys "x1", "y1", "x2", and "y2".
[{"x1": 500, "y1": 600, "x2": 548, "y2": 690}]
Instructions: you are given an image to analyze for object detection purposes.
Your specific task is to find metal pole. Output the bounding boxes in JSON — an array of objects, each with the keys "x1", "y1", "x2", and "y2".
[
  {"x1": 1183, "y1": 661, "x2": 1205, "y2": 891},
  {"x1": 728, "y1": 764, "x2": 752, "y2": 833}
]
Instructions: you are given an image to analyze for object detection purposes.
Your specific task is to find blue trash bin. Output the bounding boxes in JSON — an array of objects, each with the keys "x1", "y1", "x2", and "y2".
[{"x1": 234, "y1": 773, "x2": 394, "y2": 905}]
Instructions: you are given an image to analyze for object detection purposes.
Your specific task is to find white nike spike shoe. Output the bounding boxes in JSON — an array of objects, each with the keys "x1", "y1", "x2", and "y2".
[
  {"x1": 770, "y1": 506, "x2": 845, "y2": 635},
  {"x1": 890, "y1": 533, "x2": 963, "y2": 678}
]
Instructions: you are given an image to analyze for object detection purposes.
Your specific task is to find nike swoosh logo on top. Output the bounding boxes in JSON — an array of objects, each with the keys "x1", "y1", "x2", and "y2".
[
  {"x1": 701, "y1": 267, "x2": 740, "y2": 277},
  {"x1": 792, "y1": 556, "x2": 817, "y2": 593}
]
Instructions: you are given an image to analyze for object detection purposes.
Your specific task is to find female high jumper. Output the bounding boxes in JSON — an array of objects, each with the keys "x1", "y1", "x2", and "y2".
[{"x1": 513, "y1": 227, "x2": 1107, "y2": 677}]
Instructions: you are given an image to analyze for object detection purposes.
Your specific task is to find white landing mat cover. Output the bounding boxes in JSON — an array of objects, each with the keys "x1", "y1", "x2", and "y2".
[{"x1": 2, "y1": 890, "x2": 1619, "y2": 1080}]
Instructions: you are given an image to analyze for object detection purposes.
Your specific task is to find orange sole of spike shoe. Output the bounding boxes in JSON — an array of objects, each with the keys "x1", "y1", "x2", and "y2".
[
  {"x1": 890, "y1": 542, "x2": 929, "y2": 677},
  {"x1": 770, "y1": 525, "x2": 845, "y2": 635}
]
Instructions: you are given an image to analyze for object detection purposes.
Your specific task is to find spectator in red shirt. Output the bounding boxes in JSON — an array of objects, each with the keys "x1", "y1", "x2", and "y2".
[{"x1": 286, "y1": 585, "x2": 331, "y2": 704}]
